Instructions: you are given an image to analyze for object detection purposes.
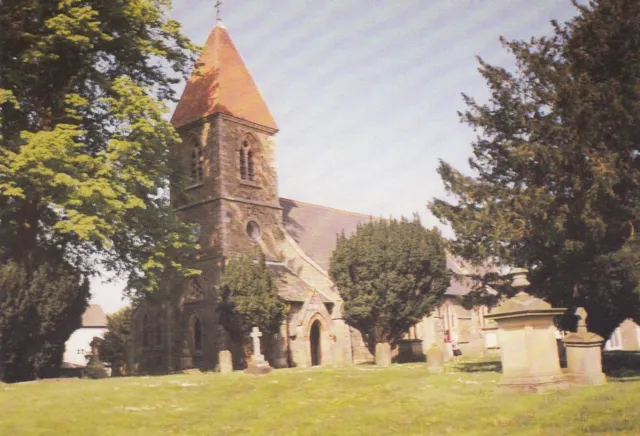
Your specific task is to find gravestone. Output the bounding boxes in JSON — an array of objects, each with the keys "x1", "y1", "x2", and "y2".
[
  {"x1": 485, "y1": 268, "x2": 568, "y2": 393},
  {"x1": 375, "y1": 342, "x2": 391, "y2": 367},
  {"x1": 562, "y1": 307, "x2": 606, "y2": 385},
  {"x1": 219, "y1": 350, "x2": 233, "y2": 374},
  {"x1": 426, "y1": 344, "x2": 444, "y2": 372},
  {"x1": 398, "y1": 339, "x2": 424, "y2": 363},
  {"x1": 245, "y1": 326, "x2": 272, "y2": 375}
]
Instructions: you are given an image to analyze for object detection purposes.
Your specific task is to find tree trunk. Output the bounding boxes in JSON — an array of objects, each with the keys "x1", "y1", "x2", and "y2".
[{"x1": 375, "y1": 342, "x2": 391, "y2": 367}]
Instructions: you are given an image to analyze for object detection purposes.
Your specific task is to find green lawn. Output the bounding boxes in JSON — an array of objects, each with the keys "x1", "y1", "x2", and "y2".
[{"x1": 1, "y1": 356, "x2": 639, "y2": 436}]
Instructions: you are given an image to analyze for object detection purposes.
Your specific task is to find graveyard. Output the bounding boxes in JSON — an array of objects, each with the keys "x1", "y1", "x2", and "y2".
[{"x1": 1, "y1": 354, "x2": 639, "y2": 436}]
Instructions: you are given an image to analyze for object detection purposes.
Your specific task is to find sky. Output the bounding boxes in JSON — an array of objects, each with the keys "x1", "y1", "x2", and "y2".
[{"x1": 90, "y1": 0, "x2": 583, "y2": 314}]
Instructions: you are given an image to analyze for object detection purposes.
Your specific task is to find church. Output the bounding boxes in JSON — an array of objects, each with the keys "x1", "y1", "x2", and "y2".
[{"x1": 130, "y1": 19, "x2": 491, "y2": 373}]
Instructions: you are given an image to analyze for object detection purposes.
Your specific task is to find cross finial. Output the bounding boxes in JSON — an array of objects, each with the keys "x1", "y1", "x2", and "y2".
[
  {"x1": 215, "y1": 0, "x2": 223, "y2": 23},
  {"x1": 575, "y1": 307, "x2": 588, "y2": 333}
]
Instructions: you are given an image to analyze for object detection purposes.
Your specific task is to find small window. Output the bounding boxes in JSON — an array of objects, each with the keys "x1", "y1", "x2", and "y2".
[
  {"x1": 246, "y1": 220, "x2": 261, "y2": 240},
  {"x1": 239, "y1": 139, "x2": 256, "y2": 182},
  {"x1": 191, "y1": 142, "x2": 204, "y2": 183},
  {"x1": 247, "y1": 150, "x2": 254, "y2": 181},
  {"x1": 239, "y1": 149, "x2": 247, "y2": 180},
  {"x1": 194, "y1": 317, "x2": 202, "y2": 351}
]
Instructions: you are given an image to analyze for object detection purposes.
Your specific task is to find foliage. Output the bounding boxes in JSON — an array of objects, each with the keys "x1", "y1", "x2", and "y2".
[
  {"x1": 430, "y1": 0, "x2": 640, "y2": 338},
  {"x1": 0, "y1": 0, "x2": 199, "y2": 381},
  {"x1": 329, "y1": 216, "x2": 450, "y2": 351},
  {"x1": 84, "y1": 337, "x2": 108, "y2": 379},
  {"x1": 0, "y1": 0, "x2": 200, "y2": 294},
  {"x1": 0, "y1": 261, "x2": 89, "y2": 383},
  {"x1": 97, "y1": 306, "x2": 132, "y2": 377},
  {"x1": 218, "y1": 252, "x2": 285, "y2": 355}
]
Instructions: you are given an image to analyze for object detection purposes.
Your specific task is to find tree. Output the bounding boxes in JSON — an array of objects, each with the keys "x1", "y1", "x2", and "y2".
[
  {"x1": 0, "y1": 0, "x2": 200, "y2": 291},
  {"x1": 0, "y1": 261, "x2": 89, "y2": 383},
  {"x1": 85, "y1": 337, "x2": 108, "y2": 379},
  {"x1": 0, "y1": 1, "x2": 199, "y2": 380},
  {"x1": 430, "y1": 0, "x2": 640, "y2": 338},
  {"x1": 218, "y1": 253, "x2": 285, "y2": 361},
  {"x1": 97, "y1": 306, "x2": 132, "y2": 376},
  {"x1": 329, "y1": 216, "x2": 450, "y2": 354}
]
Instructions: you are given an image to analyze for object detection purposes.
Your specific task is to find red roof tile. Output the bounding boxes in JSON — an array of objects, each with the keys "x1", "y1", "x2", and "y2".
[{"x1": 171, "y1": 24, "x2": 278, "y2": 130}]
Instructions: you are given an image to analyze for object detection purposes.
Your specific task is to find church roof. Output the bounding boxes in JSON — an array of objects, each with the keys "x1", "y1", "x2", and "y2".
[
  {"x1": 280, "y1": 198, "x2": 482, "y2": 298},
  {"x1": 171, "y1": 23, "x2": 278, "y2": 130},
  {"x1": 267, "y1": 263, "x2": 331, "y2": 303},
  {"x1": 81, "y1": 304, "x2": 107, "y2": 328},
  {"x1": 279, "y1": 198, "x2": 374, "y2": 273}
]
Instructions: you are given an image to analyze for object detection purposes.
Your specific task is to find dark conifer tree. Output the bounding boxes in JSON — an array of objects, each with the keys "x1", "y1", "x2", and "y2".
[{"x1": 430, "y1": 0, "x2": 640, "y2": 338}]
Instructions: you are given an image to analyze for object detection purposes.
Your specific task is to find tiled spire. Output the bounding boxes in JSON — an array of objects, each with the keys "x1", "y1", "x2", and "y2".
[{"x1": 171, "y1": 22, "x2": 278, "y2": 130}]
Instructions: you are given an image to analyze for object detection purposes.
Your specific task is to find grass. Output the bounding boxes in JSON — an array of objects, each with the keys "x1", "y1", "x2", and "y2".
[{"x1": 1, "y1": 355, "x2": 639, "y2": 436}]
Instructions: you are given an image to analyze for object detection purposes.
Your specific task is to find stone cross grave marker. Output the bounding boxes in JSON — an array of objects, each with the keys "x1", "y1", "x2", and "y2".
[{"x1": 250, "y1": 326, "x2": 264, "y2": 363}]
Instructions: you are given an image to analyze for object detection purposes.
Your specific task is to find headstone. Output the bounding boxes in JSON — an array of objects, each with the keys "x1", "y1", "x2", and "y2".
[
  {"x1": 219, "y1": 350, "x2": 233, "y2": 374},
  {"x1": 426, "y1": 343, "x2": 444, "y2": 372},
  {"x1": 250, "y1": 326, "x2": 264, "y2": 364},
  {"x1": 485, "y1": 268, "x2": 569, "y2": 393},
  {"x1": 375, "y1": 342, "x2": 391, "y2": 367},
  {"x1": 245, "y1": 326, "x2": 272, "y2": 375},
  {"x1": 562, "y1": 308, "x2": 606, "y2": 385},
  {"x1": 398, "y1": 339, "x2": 424, "y2": 363}
]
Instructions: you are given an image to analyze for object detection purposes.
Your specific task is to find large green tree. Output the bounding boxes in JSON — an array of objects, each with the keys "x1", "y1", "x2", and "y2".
[
  {"x1": 0, "y1": 0, "x2": 199, "y2": 380},
  {"x1": 218, "y1": 253, "x2": 285, "y2": 360},
  {"x1": 430, "y1": 0, "x2": 640, "y2": 338},
  {"x1": 0, "y1": 262, "x2": 89, "y2": 382},
  {"x1": 329, "y1": 216, "x2": 450, "y2": 353}
]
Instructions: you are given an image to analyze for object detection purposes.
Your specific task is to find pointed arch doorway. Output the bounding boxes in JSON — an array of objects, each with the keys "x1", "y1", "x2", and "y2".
[{"x1": 310, "y1": 320, "x2": 322, "y2": 366}]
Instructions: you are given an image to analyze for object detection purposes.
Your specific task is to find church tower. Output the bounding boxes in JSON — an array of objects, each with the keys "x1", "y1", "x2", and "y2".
[
  {"x1": 132, "y1": 17, "x2": 366, "y2": 374},
  {"x1": 172, "y1": 21, "x2": 283, "y2": 267},
  {"x1": 132, "y1": 20, "x2": 285, "y2": 373}
]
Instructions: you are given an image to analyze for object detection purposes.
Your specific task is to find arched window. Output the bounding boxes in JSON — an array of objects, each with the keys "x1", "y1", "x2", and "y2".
[
  {"x1": 154, "y1": 315, "x2": 162, "y2": 347},
  {"x1": 193, "y1": 317, "x2": 202, "y2": 352},
  {"x1": 142, "y1": 314, "x2": 149, "y2": 347},
  {"x1": 239, "y1": 148, "x2": 247, "y2": 180},
  {"x1": 239, "y1": 139, "x2": 255, "y2": 182},
  {"x1": 191, "y1": 141, "x2": 204, "y2": 183},
  {"x1": 247, "y1": 150, "x2": 254, "y2": 181}
]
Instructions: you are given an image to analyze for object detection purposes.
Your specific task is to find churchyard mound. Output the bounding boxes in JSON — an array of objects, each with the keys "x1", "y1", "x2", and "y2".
[{"x1": 1, "y1": 355, "x2": 638, "y2": 436}]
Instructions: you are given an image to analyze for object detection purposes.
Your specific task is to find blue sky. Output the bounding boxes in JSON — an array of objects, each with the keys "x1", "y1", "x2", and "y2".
[{"x1": 91, "y1": 0, "x2": 582, "y2": 313}]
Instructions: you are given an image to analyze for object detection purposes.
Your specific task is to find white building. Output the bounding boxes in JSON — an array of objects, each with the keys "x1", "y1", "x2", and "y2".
[
  {"x1": 605, "y1": 318, "x2": 640, "y2": 351},
  {"x1": 62, "y1": 304, "x2": 108, "y2": 367}
]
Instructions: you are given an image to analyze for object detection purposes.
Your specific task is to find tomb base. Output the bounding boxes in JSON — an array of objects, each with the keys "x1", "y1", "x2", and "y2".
[
  {"x1": 497, "y1": 373, "x2": 569, "y2": 393},
  {"x1": 244, "y1": 361, "x2": 272, "y2": 375}
]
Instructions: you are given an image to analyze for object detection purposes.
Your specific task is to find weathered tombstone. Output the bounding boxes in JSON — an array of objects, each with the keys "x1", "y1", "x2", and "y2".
[
  {"x1": 218, "y1": 350, "x2": 233, "y2": 374},
  {"x1": 245, "y1": 327, "x2": 272, "y2": 375},
  {"x1": 562, "y1": 308, "x2": 606, "y2": 385},
  {"x1": 375, "y1": 342, "x2": 391, "y2": 367},
  {"x1": 426, "y1": 343, "x2": 444, "y2": 372},
  {"x1": 398, "y1": 339, "x2": 424, "y2": 363},
  {"x1": 485, "y1": 268, "x2": 568, "y2": 393}
]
